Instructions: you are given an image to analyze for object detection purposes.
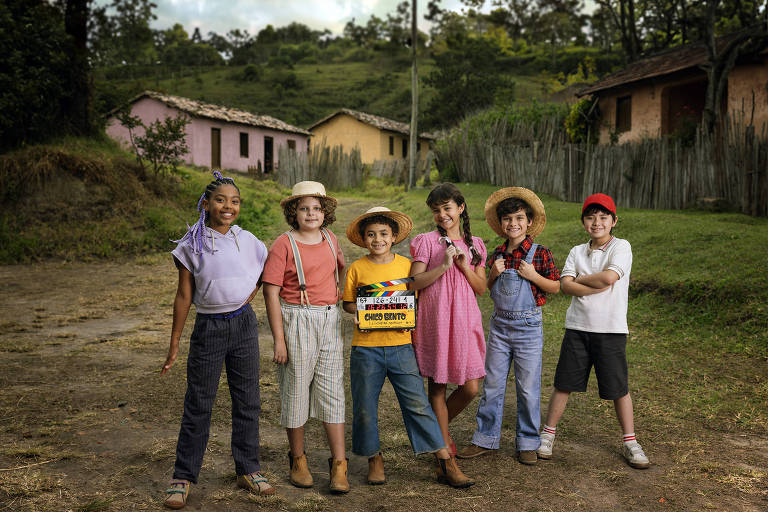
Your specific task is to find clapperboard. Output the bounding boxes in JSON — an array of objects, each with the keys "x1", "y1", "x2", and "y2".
[{"x1": 356, "y1": 277, "x2": 416, "y2": 331}]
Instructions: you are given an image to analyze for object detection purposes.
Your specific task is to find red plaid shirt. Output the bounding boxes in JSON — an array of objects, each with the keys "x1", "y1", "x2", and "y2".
[{"x1": 488, "y1": 236, "x2": 560, "y2": 306}]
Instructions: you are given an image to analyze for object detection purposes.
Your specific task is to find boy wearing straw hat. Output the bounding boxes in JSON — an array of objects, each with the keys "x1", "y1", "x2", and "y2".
[
  {"x1": 342, "y1": 207, "x2": 474, "y2": 488},
  {"x1": 458, "y1": 187, "x2": 560, "y2": 465}
]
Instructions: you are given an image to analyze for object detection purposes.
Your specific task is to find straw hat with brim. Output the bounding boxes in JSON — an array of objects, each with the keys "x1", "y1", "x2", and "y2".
[
  {"x1": 485, "y1": 187, "x2": 546, "y2": 239},
  {"x1": 346, "y1": 207, "x2": 413, "y2": 248},
  {"x1": 280, "y1": 181, "x2": 338, "y2": 207}
]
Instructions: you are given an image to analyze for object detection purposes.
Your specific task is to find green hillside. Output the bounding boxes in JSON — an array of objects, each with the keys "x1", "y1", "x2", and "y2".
[
  {"x1": 94, "y1": 60, "x2": 551, "y2": 129},
  {"x1": 0, "y1": 136, "x2": 287, "y2": 263}
]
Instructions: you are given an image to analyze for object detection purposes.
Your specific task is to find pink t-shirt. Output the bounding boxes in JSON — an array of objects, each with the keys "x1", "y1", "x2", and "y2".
[{"x1": 262, "y1": 231, "x2": 344, "y2": 305}]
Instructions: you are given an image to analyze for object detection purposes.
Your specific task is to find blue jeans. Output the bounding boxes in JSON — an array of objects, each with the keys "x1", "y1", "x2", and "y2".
[
  {"x1": 350, "y1": 344, "x2": 445, "y2": 457},
  {"x1": 472, "y1": 309, "x2": 543, "y2": 451}
]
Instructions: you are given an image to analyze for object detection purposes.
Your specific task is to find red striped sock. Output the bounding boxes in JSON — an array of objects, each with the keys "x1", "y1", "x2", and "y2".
[
  {"x1": 542, "y1": 425, "x2": 557, "y2": 436},
  {"x1": 623, "y1": 433, "x2": 636, "y2": 445}
]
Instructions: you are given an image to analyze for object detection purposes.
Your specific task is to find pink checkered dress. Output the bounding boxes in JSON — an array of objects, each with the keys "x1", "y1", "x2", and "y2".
[{"x1": 410, "y1": 231, "x2": 487, "y2": 385}]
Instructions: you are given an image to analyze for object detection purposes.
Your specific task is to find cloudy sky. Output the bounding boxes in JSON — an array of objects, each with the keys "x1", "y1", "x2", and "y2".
[{"x1": 93, "y1": 0, "x2": 477, "y2": 38}]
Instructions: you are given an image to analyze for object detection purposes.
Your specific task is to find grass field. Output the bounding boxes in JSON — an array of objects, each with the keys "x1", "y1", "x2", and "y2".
[{"x1": 0, "y1": 167, "x2": 766, "y2": 511}]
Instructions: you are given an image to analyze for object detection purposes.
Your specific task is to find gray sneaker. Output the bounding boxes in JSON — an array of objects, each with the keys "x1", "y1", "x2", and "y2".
[
  {"x1": 537, "y1": 432, "x2": 555, "y2": 460},
  {"x1": 622, "y1": 441, "x2": 650, "y2": 469}
]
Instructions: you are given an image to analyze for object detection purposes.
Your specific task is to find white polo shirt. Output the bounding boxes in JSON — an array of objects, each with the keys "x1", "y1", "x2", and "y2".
[{"x1": 561, "y1": 236, "x2": 632, "y2": 334}]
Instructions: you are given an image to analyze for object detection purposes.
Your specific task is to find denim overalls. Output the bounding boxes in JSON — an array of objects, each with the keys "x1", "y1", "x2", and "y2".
[{"x1": 471, "y1": 244, "x2": 543, "y2": 451}]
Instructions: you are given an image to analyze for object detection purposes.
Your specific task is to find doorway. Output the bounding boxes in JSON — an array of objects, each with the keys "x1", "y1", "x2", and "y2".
[{"x1": 211, "y1": 127, "x2": 221, "y2": 168}]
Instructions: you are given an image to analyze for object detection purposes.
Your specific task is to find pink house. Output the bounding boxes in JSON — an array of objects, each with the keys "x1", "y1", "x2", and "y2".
[{"x1": 106, "y1": 91, "x2": 310, "y2": 173}]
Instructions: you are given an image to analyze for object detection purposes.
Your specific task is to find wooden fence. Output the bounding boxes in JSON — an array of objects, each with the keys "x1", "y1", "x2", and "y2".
[
  {"x1": 275, "y1": 141, "x2": 364, "y2": 189},
  {"x1": 369, "y1": 151, "x2": 435, "y2": 185},
  {"x1": 275, "y1": 141, "x2": 435, "y2": 189},
  {"x1": 435, "y1": 116, "x2": 768, "y2": 217}
]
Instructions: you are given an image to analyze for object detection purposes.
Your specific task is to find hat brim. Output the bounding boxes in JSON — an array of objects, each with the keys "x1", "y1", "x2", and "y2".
[
  {"x1": 346, "y1": 210, "x2": 413, "y2": 248},
  {"x1": 280, "y1": 193, "x2": 338, "y2": 208},
  {"x1": 484, "y1": 187, "x2": 546, "y2": 239}
]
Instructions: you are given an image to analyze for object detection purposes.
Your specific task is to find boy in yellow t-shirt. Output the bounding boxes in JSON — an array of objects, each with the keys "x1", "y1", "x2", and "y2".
[{"x1": 342, "y1": 207, "x2": 473, "y2": 488}]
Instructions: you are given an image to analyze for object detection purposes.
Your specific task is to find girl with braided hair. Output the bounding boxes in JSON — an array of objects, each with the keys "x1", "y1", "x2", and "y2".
[
  {"x1": 161, "y1": 170, "x2": 274, "y2": 509},
  {"x1": 409, "y1": 183, "x2": 488, "y2": 460}
]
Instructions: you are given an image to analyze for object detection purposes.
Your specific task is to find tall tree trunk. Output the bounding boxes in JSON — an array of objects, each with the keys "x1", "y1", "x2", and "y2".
[{"x1": 64, "y1": 0, "x2": 92, "y2": 135}]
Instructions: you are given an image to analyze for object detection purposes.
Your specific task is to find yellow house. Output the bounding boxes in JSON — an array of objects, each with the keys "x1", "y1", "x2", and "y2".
[{"x1": 308, "y1": 109, "x2": 435, "y2": 164}]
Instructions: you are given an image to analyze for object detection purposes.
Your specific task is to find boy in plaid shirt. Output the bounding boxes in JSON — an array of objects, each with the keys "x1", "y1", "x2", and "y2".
[{"x1": 458, "y1": 187, "x2": 560, "y2": 465}]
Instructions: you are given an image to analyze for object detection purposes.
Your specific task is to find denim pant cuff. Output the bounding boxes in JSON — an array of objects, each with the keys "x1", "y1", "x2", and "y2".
[
  {"x1": 471, "y1": 431, "x2": 501, "y2": 450},
  {"x1": 516, "y1": 436, "x2": 541, "y2": 451}
]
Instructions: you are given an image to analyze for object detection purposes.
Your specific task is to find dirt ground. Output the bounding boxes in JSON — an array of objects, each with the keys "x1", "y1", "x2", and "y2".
[{"x1": 1, "y1": 198, "x2": 766, "y2": 511}]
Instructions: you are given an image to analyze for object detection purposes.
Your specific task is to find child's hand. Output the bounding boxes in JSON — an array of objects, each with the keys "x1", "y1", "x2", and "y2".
[
  {"x1": 517, "y1": 260, "x2": 538, "y2": 281},
  {"x1": 442, "y1": 245, "x2": 457, "y2": 269},
  {"x1": 453, "y1": 245, "x2": 469, "y2": 269},
  {"x1": 489, "y1": 257, "x2": 505, "y2": 279},
  {"x1": 161, "y1": 342, "x2": 179, "y2": 375},
  {"x1": 273, "y1": 339, "x2": 288, "y2": 364}
]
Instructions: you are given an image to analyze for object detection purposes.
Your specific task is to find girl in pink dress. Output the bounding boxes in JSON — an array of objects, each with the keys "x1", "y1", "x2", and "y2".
[{"x1": 409, "y1": 183, "x2": 487, "y2": 456}]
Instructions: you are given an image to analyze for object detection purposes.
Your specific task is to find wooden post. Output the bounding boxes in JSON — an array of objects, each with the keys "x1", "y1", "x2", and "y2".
[{"x1": 408, "y1": 0, "x2": 418, "y2": 190}]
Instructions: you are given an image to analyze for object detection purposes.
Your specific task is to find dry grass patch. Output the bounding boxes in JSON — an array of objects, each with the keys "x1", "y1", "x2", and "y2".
[{"x1": 292, "y1": 492, "x2": 330, "y2": 512}]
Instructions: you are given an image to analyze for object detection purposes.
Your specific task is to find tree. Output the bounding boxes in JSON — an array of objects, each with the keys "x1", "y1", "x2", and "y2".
[
  {"x1": 0, "y1": 0, "x2": 83, "y2": 150},
  {"x1": 594, "y1": 0, "x2": 642, "y2": 62},
  {"x1": 423, "y1": 30, "x2": 512, "y2": 128},
  {"x1": 700, "y1": 1, "x2": 768, "y2": 133},
  {"x1": 63, "y1": 0, "x2": 93, "y2": 135},
  {"x1": 89, "y1": 0, "x2": 157, "y2": 66}
]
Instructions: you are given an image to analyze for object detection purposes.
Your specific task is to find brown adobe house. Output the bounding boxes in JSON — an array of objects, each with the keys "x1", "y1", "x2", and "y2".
[
  {"x1": 578, "y1": 38, "x2": 768, "y2": 144},
  {"x1": 308, "y1": 108, "x2": 435, "y2": 165}
]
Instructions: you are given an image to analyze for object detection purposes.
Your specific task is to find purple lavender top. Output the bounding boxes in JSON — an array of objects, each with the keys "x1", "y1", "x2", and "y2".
[{"x1": 172, "y1": 225, "x2": 267, "y2": 314}]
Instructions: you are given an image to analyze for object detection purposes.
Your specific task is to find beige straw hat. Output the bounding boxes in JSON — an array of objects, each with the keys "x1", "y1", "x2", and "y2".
[
  {"x1": 484, "y1": 187, "x2": 546, "y2": 238},
  {"x1": 280, "y1": 181, "x2": 337, "y2": 207},
  {"x1": 346, "y1": 207, "x2": 414, "y2": 248}
]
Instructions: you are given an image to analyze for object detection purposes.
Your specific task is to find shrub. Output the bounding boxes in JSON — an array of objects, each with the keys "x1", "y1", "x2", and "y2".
[{"x1": 564, "y1": 97, "x2": 599, "y2": 144}]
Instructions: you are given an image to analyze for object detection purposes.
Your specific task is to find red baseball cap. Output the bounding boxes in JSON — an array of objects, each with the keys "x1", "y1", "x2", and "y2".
[{"x1": 582, "y1": 193, "x2": 616, "y2": 215}]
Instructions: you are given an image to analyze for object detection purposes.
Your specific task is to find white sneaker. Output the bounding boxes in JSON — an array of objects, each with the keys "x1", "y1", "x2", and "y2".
[
  {"x1": 623, "y1": 441, "x2": 650, "y2": 469},
  {"x1": 537, "y1": 432, "x2": 555, "y2": 460}
]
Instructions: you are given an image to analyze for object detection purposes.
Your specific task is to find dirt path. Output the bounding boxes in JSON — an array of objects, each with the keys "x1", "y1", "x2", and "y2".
[{"x1": 1, "y1": 198, "x2": 766, "y2": 511}]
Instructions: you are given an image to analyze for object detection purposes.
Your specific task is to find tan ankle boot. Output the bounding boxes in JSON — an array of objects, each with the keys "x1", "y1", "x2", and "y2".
[
  {"x1": 436, "y1": 456, "x2": 475, "y2": 488},
  {"x1": 288, "y1": 452, "x2": 313, "y2": 488},
  {"x1": 328, "y1": 457, "x2": 350, "y2": 494},
  {"x1": 367, "y1": 453, "x2": 385, "y2": 485}
]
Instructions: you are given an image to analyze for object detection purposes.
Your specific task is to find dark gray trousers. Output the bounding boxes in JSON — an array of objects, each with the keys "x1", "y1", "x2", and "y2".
[{"x1": 173, "y1": 304, "x2": 262, "y2": 482}]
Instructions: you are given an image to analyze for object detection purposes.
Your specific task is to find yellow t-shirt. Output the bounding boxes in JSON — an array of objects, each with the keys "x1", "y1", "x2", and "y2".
[{"x1": 342, "y1": 254, "x2": 413, "y2": 347}]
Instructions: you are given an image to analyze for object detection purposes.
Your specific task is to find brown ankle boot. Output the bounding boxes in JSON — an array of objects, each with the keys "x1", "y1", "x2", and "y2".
[
  {"x1": 436, "y1": 456, "x2": 475, "y2": 488},
  {"x1": 328, "y1": 457, "x2": 350, "y2": 494},
  {"x1": 288, "y1": 452, "x2": 313, "y2": 488},
  {"x1": 367, "y1": 453, "x2": 385, "y2": 485}
]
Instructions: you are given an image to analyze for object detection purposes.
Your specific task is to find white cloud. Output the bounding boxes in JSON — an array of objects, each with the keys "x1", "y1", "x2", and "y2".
[{"x1": 93, "y1": 0, "x2": 474, "y2": 37}]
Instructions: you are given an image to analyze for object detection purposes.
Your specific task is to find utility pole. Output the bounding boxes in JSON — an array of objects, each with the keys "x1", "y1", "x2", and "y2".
[{"x1": 407, "y1": 0, "x2": 418, "y2": 190}]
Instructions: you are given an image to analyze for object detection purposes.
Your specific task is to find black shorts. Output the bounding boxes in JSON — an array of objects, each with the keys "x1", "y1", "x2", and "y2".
[{"x1": 553, "y1": 329, "x2": 628, "y2": 400}]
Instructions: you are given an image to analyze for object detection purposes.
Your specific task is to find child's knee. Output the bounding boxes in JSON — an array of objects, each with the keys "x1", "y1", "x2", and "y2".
[{"x1": 461, "y1": 380, "x2": 480, "y2": 398}]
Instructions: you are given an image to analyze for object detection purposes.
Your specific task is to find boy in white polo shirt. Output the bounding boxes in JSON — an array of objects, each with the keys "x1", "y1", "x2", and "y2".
[{"x1": 537, "y1": 193, "x2": 649, "y2": 469}]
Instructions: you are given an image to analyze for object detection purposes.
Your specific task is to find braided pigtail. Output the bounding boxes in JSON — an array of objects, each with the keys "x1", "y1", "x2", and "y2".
[
  {"x1": 173, "y1": 170, "x2": 239, "y2": 254},
  {"x1": 460, "y1": 208, "x2": 481, "y2": 266},
  {"x1": 427, "y1": 183, "x2": 480, "y2": 264}
]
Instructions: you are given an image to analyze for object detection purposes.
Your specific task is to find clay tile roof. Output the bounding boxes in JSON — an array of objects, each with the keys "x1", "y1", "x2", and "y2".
[
  {"x1": 578, "y1": 32, "x2": 767, "y2": 96},
  {"x1": 119, "y1": 91, "x2": 311, "y2": 136},
  {"x1": 308, "y1": 108, "x2": 436, "y2": 140},
  {"x1": 578, "y1": 43, "x2": 710, "y2": 96}
]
